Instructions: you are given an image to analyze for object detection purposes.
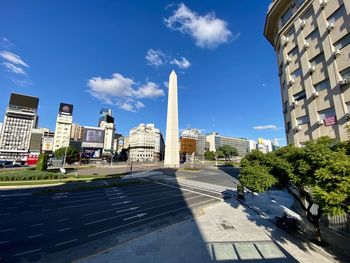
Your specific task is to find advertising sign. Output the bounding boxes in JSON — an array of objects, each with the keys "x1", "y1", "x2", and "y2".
[
  {"x1": 82, "y1": 127, "x2": 104, "y2": 148},
  {"x1": 59, "y1": 103, "x2": 73, "y2": 115},
  {"x1": 42, "y1": 137, "x2": 54, "y2": 151},
  {"x1": 9, "y1": 93, "x2": 39, "y2": 109},
  {"x1": 27, "y1": 154, "x2": 39, "y2": 165},
  {"x1": 324, "y1": 116, "x2": 337, "y2": 126}
]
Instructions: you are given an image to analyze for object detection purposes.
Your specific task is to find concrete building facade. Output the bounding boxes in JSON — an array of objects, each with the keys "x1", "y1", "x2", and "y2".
[
  {"x1": 264, "y1": 0, "x2": 350, "y2": 146},
  {"x1": 128, "y1": 123, "x2": 164, "y2": 162},
  {"x1": 70, "y1": 123, "x2": 84, "y2": 141},
  {"x1": 180, "y1": 128, "x2": 206, "y2": 157},
  {"x1": 53, "y1": 114, "x2": 72, "y2": 152},
  {"x1": 99, "y1": 109, "x2": 115, "y2": 153},
  {"x1": 0, "y1": 93, "x2": 39, "y2": 161},
  {"x1": 206, "y1": 132, "x2": 250, "y2": 157}
]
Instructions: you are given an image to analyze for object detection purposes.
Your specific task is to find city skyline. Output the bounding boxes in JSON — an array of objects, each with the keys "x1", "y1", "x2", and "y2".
[{"x1": 0, "y1": 0, "x2": 284, "y2": 144}]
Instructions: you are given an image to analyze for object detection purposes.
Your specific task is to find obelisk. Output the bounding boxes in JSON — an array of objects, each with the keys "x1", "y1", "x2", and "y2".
[{"x1": 164, "y1": 70, "x2": 180, "y2": 168}]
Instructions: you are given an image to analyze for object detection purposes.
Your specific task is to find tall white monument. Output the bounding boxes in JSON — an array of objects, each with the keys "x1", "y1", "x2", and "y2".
[{"x1": 164, "y1": 70, "x2": 180, "y2": 168}]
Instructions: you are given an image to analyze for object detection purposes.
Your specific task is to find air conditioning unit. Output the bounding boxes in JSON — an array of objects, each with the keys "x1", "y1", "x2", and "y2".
[
  {"x1": 294, "y1": 125, "x2": 302, "y2": 132},
  {"x1": 286, "y1": 56, "x2": 292, "y2": 64},
  {"x1": 281, "y1": 36, "x2": 290, "y2": 46},
  {"x1": 316, "y1": 120, "x2": 324, "y2": 126},
  {"x1": 288, "y1": 79, "x2": 295, "y2": 86},
  {"x1": 320, "y1": 0, "x2": 328, "y2": 8},
  {"x1": 326, "y1": 22, "x2": 334, "y2": 31},
  {"x1": 309, "y1": 65, "x2": 316, "y2": 74},
  {"x1": 312, "y1": 91, "x2": 319, "y2": 98},
  {"x1": 304, "y1": 41, "x2": 310, "y2": 50},
  {"x1": 339, "y1": 78, "x2": 350, "y2": 87},
  {"x1": 300, "y1": 19, "x2": 307, "y2": 29},
  {"x1": 291, "y1": 100, "x2": 298, "y2": 108},
  {"x1": 333, "y1": 49, "x2": 341, "y2": 58}
]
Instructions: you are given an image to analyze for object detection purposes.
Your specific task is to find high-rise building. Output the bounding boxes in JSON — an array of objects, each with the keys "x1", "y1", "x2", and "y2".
[
  {"x1": 180, "y1": 128, "x2": 206, "y2": 157},
  {"x1": 264, "y1": 0, "x2": 350, "y2": 146},
  {"x1": 99, "y1": 109, "x2": 115, "y2": 153},
  {"x1": 206, "y1": 132, "x2": 250, "y2": 157},
  {"x1": 53, "y1": 103, "x2": 73, "y2": 152},
  {"x1": 70, "y1": 123, "x2": 84, "y2": 141},
  {"x1": 0, "y1": 93, "x2": 39, "y2": 161},
  {"x1": 128, "y1": 123, "x2": 165, "y2": 162}
]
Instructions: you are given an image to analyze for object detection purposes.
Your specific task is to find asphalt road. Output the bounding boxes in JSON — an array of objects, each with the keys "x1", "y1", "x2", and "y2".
[
  {"x1": 175, "y1": 167, "x2": 240, "y2": 188},
  {"x1": 0, "y1": 180, "x2": 221, "y2": 263}
]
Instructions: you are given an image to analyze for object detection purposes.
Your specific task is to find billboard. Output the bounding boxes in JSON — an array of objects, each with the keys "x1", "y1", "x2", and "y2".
[
  {"x1": 59, "y1": 103, "x2": 73, "y2": 115},
  {"x1": 106, "y1": 115, "x2": 114, "y2": 124},
  {"x1": 9, "y1": 93, "x2": 39, "y2": 109},
  {"x1": 42, "y1": 137, "x2": 54, "y2": 151},
  {"x1": 82, "y1": 127, "x2": 104, "y2": 148}
]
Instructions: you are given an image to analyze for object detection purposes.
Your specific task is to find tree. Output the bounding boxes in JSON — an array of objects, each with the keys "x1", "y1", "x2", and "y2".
[
  {"x1": 242, "y1": 137, "x2": 350, "y2": 243},
  {"x1": 54, "y1": 147, "x2": 79, "y2": 164},
  {"x1": 36, "y1": 153, "x2": 48, "y2": 171},
  {"x1": 239, "y1": 164, "x2": 278, "y2": 194},
  {"x1": 217, "y1": 145, "x2": 238, "y2": 160},
  {"x1": 204, "y1": 150, "x2": 215, "y2": 161}
]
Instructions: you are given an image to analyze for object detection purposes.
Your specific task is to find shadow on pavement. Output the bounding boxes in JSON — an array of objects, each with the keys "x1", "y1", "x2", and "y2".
[{"x1": 217, "y1": 165, "x2": 349, "y2": 263}]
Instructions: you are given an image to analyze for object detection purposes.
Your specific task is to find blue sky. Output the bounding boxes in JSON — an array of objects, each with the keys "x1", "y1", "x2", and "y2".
[{"x1": 0, "y1": 0, "x2": 285, "y2": 144}]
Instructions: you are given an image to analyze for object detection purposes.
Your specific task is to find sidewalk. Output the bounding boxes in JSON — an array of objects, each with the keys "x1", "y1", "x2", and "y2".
[{"x1": 77, "y1": 199, "x2": 336, "y2": 263}]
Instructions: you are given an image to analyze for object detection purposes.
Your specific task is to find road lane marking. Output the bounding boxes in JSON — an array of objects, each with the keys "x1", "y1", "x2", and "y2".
[
  {"x1": 0, "y1": 193, "x2": 31, "y2": 197},
  {"x1": 57, "y1": 218, "x2": 69, "y2": 222},
  {"x1": 0, "y1": 213, "x2": 11, "y2": 216},
  {"x1": 31, "y1": 223, "x2": 44, "y2": 227},
  {"x1": 13, "y1": 248, "x2": 42, "y2": 257},
  {"x1": 6, "y1": 206, "x2": 18, "y2": 210},
  {"x1": 23, "y1": 211, "x2": 34, "y2": 214},
  {"x1": 88, "y1": 199, "x2": 216, "y2": 237},
  {"x1": 85, "y1": 195, "x2": 203, "y2": 226},
  {"x1": 85, "y1": 192, "x2": 196, "y2": 217},
  {"x1": 154, "y1": 181, "x2": 223, "y2": 201},
  {"x1": 0, "y1": 240, "x2": 10, "y2": 245},
  {"x1": 58, "y1": 227, "x2": 71, "y2": 232},
  {"x1": 123, "y1": 213, "x2": 147, "y2": 221},
  {"x1": 108, "y1": 196, "x2": 127, "y2": 200},
  {"x1": 55, "y1": 239, "x2": 77, "y2": 246},
  {"x1": 28, "y1": 234, "x2": 43, "y2": 238},
  {"x1": 0, "y1": 228, "x2": 15, "y2": 233}
]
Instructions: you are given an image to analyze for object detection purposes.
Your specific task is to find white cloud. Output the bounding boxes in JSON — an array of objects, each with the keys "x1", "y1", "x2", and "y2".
[
  {"x1": 145, "y1": 49, "x2": 167, "y2": 67},
  {"x1": 0, "y1": 51, "x2": 28, "y2": 67},
  {"x1": 2, "y1": 62, "x2": 26, "y2": 75},
  {"x1": 0, "y1": 37, "x2": 14, "y2": 49},
  {"x1": 135, "y1": 101, "x2": 145, "y2": 109},
  {"x1": 135, "y1": 82, "x2": 165, "y2": 98},
  {"x1": 165, "y1": 3, "x2": 233, "y2": 49},
  {"x1": 253, "y1": 125, "x2": 278, "y2": 130},
  {"x1": 170, "y1": 57, "x2": 191, "y2": 69},
  {"x1": 87, "y1": 72, "x2": 164, "y2": 112},
  {"x1": 12, "y1": 79, "x2": 32, "y2": 88}
]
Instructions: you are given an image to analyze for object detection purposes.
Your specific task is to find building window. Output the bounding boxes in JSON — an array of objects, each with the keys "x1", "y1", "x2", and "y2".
[
  {"x1": 293, "y1": 90, "x2": 306, "y2": 101},
  {"x1": 340, "y1": 67, "x2": 350, "y2": 79},
  {"x1": 327, "y1": 5, "x2": 345, "y2": 24},
  {"x1": 310, "y1": 52, "x2": 325, "y2": 67},
  {"x1": 297, "y1": 115, "x2": 309, "y2": 125},
  {"x1": 288, "y1": 46, "x2": 299, "y2": 57},
  {"x1": 291, "y1": 68, "x2": 302, "y2": 79},
  {"x1": 281, "y1": 7, "x2": 293, "y2": 27},
  {"x1": 314, "y1": 79, "x2": 330, "y2": 92},
  {"x1": 318, "y1": 107, "x2": 336, "y2": 121},
  {"x1": 286, "y1": 122, "x2": 291, "y2": 133},
  {"x1": 334, "y1": 33, "x2": 350, "y2": 50},
  {"x1": 305, "y1": 28, "x2": 319, "y2": 42}
]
